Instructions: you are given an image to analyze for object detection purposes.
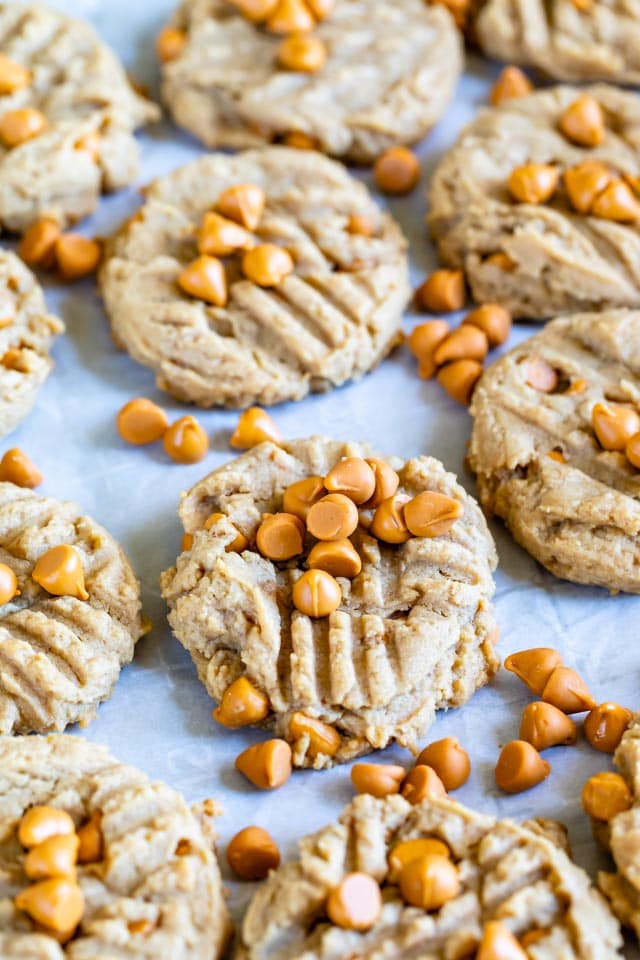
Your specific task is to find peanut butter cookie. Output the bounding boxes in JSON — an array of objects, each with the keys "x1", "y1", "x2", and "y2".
[
  {"x1": 100, "y1": 148, "x2": 410, "y2": 408},
  {"x1": 160, "y1": 437, "x2": 499, "y2": 769}
]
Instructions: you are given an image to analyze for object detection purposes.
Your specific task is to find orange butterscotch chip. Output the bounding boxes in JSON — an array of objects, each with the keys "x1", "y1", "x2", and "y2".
[
  {"x1": 181, "y1": 533, "x2": 194, "y2": 552},
  {"x1": 226, "y1": 826, "x2": 280, "y2": 880},
  {"x1": 281, "y1": 131, "x2": 318, "y2": 150},
  {"x1": 292, "y1": 568, "x2": 342, "y2": 617},
  {"x1": 495, "y1": 740, "x2": 550, "y2": 794},
  {"x1": 347, "y1": 213, "x2": 376, "y2": 237},
  {"x1": 178, "y1": 255, "x2": 227, "y2": 306},
  {"x1": 387, "y1": 838, "x2": 451, "y2": 883},
  {"x1": 228, "y1": 0, "x2": 279, "y2": 22},
  {"x1": 504, "y1": 647, "x2": 563, "y2": 696},
  {"x1": 437, "y1": 359, "x2": 483, "y2": 406},
  {"x1": 235, "y1": 739, "x2": 292, "y2": 789},
  {"x1": 415, "y1": 270, "x2": 466, "y2": 314},
  {"x1": 217, "y1": 183, "x2": 265, "y2": 230},
  {"x1": 156, "y1": 25, "x2": 187, "y2": 62},
  {"x1": 214, "y1": 676, "x2": 270, "y2": 727},
  {"x1": 559, "y1": 94, "x2": 605, "y2": 147},
  {"x1": 484, "y1": 251, "x2": 515, "y2": 271},
  {"x1": 374, "y1": 147, "x2": 420, "y2": 196},
  {"x1": 74, "y1": 131, "x2": 101, "y2": 161},
  {"x1": 564, "y1": 160, "x2": 612, "y2": 214},
  {"x1": 592, "y1": 402, "x2": 640, "y2": 452},
  {"x1": 591, "y1": 179, "x2": 640, "y2": 222},
  {"x1": 477, "y1": 921, "x2": 528, "y2": 960},
  {"x1": 307, "y1": 493, "x2": 358, "y2": 541},
  {"x1": 370, "y1": 494, "x2": 410, "y2": 544},
  {"x1": 362, "y1": 459, "x2": 399, "y2": 509},
  {"x1": 0, "y1": 54, "x2": 31, "y2": 95},
  {"x1": 626, "y1": 431, "x2": 640, "y2": 469},
  {"x1": 401, "y1": 765, "x2": 447, "y2": 804},
  {"x1": 408, "y1": 319, "x2": 450, "y2": 379},
  {"x1": 18, "y1": 807, "x2": 75, "y2": 848},
  {"x1": 266, "y1": 0, "x2": 315, "y2": 33},
  {"x1": 278, "y1": 33, "x2": 327, "y2": 72},
  {"x1": 32, "y1": 545, "x2": 88, "y2": 601},
  {"x1": 163, "y1": 415, "x2": 209, "y2": 463},
  {"x1": 416, "y1": 737, "x2": 470, "y2": 791},
  {"x1": 0, "y1": 449, "x2": 41, "y2": 488},
  {"x1": 230, "y1": 407, "x2": 282, "y2": 449},
  {"x1": 76, "y1": 813, "x2": 103, "y2": 864},
  {"x1": 24, "y1": 833, "x2": 79, "y2": 881},
  {"x1": 326, "y1": 873, "x2": 381, "y2": 931},
  {"x1": 0, "y1": 108, "x2": 46, "y2": 148},
  {"x1": 242, "y1": 244, "x2": 294, "y2": 286},
  {"x1": 582, "y1": 772, "x2": 632, "y2": 821},
  {"x1": 117, "y1": 398, "x2": 168, "y2": 445},
  {"x1": 433, "y1": 325, "x2": 489, "y2": 366},
  {"x1": 431, "y1": 0, "x2": 470, "y2": 29},
  {"x1": 404, "y1": 491, "x2": 463, "y2": 538},
  {"x1": 584, "y1": 702, "x2": 633, "y2": 753},
  {"x1": 462, "y1": 303, "x2": 512, "y2": 347},
  {"x1": 519, "y1": 701, "x2": 577, "y2": 750},
  {"x1": 197, "y1": 212, "x2": 253, "y2": 257},
  {"x1": 0, "y1": 562, "x2": 19, "y2": 604},
  {"x1": 289, "y1": 711, "x2": 341, "y2": 757},
  {"x1": 398, "y1": 853, "x2": 459, "y2": 911},
  {"x1": 306, "y1": 0, "x2": 334, "y2": 17},
  {"x1": 14, "y1": 878, "x2": 84, "y2": 937},
  {"x1": 489, "y1": 65, "x2": 532, "y2": 106},
  {"x1": 256, "y1": 512, "x2": 305, "y2": 561},
  {"x1": 18, "y1": 219, "x2": 60, "y2": 269},
  {"x1": 204, "y1": 512, "x2": 249, "y2": 552},
  {"x1": 324, "y1": 457, "x2": 376, "y2": 505},
  {"x1": 350, "y1": 763, "x2": 406, "y2": 798},
  {"x1": 525, "y1": 357, "x2": 558, "y2": 392},
  {"x1": 508, "y1": 163, "x2": 559, "y2": 205},
  {"x1": 307, "y1": 538, "x2": 361, "y2": 579},
  {"x1": 283, "y1": 475, "x2": 325, "y2": 519}
]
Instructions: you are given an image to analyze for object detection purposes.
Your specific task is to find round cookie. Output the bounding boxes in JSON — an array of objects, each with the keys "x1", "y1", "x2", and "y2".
[
  {"x1": 160, "y1": 437, "x2": 499, "y2": 769},
  {"x1": 427, "y1": 84, "x2": 640, "y2": 319},
  {"x1": 159, "y1": 0, "x2": 462, "y2": 163},
  {"x1": 595, "y1": 713, "x2": 640, "y2": 941},
  {"x1": 0, "y1": 482, "x2": 144, "y2": 734},
  {"x1": 0, "y1": 2, "x2": 158, "y2": 234},
  {"x1": 100, "y1": 148, "x2": 410, "y2": 408},
  {"x1": 474, "y1": 0, "x2": 640, "y2": 84},
  {"x1": 235, "y1": 792, "x2": 623, "y2": 958},
  {"x1": 0, "y1": 248, "x2": 64, "y2": 437},
  {"x1": 0, "y1": 734, "x2": 231, "y2": 958},
  {"x1": 468, "y1": 310, "x2": 640, "y2": 593}
]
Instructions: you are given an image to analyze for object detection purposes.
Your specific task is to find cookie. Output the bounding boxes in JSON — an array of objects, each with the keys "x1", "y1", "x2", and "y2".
[
  {"x1": 474, "y1": 0, "x2": 640, "y2": 84},
  {"x1": 100, "y1": 148, "x2": 410, "y2": 408},
  {"x1": 235, "y1": 792, "x2": 623, "y2": 958},
  {"x1": 0, "y1": 248, "x2": 64, "y2": 437},
  {"x1": 0, "y1": 734, "x2": 230, "y2": 958},
  {"x1": 160, "y1": 437, "x2": 499, "y2": 769},
  {"x1": 594, "y1": 713, "x2": 640, "y2": 941},
  {"x1": 468, "y1": 310, "x2": 640, "y2": 593},
  {"x1": 0, "y1": 482, "x2": 144, "y2": 733},
  {"x1": 0, "y1": 2, "x2": 158, "y2": 234},
  {"x1": 428, "y1": 84, "x2": 640, "y2": 319},
  {"x1": 159, "y1": 0, "x2": 462, "y2": 163}
]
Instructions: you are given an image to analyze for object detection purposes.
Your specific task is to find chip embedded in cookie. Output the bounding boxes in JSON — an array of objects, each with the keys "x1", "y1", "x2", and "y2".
[
  {"x1": 428, "y1": 85, "x2": 640, "y2": 319},
  {"x1": 0, "y1": 482, "x2": 145, "y2": 733},
  {"x1": 234, "y1": 792, "x2": 623, "y2": 958},
  {"x1": 158, "y1": 0, "x2": 462, "y2": 163},
  {"x1": 0, "y1": 2, "x2": 159, "y2": 234},
  {"x1": 469, "y1": 310, "x2": 640, "y2": 593},
  {"x1": 160, "y1": 438, "x2": 499, "y2": 769},
  {"x1": 100, "y1": 148, "x2": 410, "y2": 408},
  {"x1": 0, "y1": 248, "x2": 64, "y2": 437},
  {"x1": 474, "y1": 0, "x2": 640, "y2": 84},
  {"x1": 0, "y1": 734, "x2": 230, "y2": 957}
]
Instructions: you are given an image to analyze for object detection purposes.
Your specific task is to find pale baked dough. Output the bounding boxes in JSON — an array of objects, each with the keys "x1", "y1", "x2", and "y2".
[
  {"x1": 0, "y1": 482, "x2": 144, "y2": 734},
  {"x1": 235, "y1": 792, "x2": 623, "y2": 958},
  {"x1": 0, "y1": 734, "x2": 231, "y2": 959},
  {"x1": 100, "y1": 148, "x2": 410, "y2": 408},
  {"x1": 469, "y1": 310, "x2": 640, "y2": 593},
  {"x1": 161, "y1": 0, "x2": 462, "y2": 163},
  {"x1": 160, "y1": 437, "x2": 499, "y2": 769},
  {"x1": 428, "y1": 84, "x2": 640, "y2": 319},
  {"x1": 0, "y1": 248, "x2": 63, "y2": 438},
  {"x1": 0, "y1": 2, "x2": 158, "y2": 233}
]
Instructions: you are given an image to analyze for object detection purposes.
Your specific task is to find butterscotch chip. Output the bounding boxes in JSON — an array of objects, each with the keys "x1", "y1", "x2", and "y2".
[
  {"x1": 347, "y1": 214, "x2": 376, "y2": 237},
  {"x1": 242, "y1": 244, "x2": 294, "y2": 287},
  {"x1": 228, "y1": 0, "x2": 279, "y2": 22},
  {"x1": 289, "y1": 712, "x2": 341, "y2": 757},
  {"x1": 564, "y1": 160, "x2": 612, "y2": 214},
  {"x1": 433, "y1": 325, "x2": 489, "y2": 366},
  {"x1": 156, "y1": 25, "x2": 187, "y2": 63},
  {"x1": 307, "y1": 539, "x2": 361, "y2": 579},
  {"x1": 266, "y1": 0, "x2": 315, "y2": 33},
  {"x1": 282, "y1": 475, "x2": 325, "y2": 519},
  {"x1": 324, "y1": 457, "x2": 376, "y2": 505},
  {"x1": 117, "y1": 398, "x2": 168, "y2": 445},
  {"x1": 178, "y1": 255, "x2": 227, "y2": 306},
  {"x1": 559, "y1": 95, "x2": 605, "y2": 147},
  {"x1": 235, "y1": 739, "x2": 293, "y2": 789},
  {"x1": 508, "y1": 163, "x2": 559, "y2": 204},
  {"x1": 0, "y1": 561, "x2": 18, "y2": 603},
  {"x1": 292, "y1": 568, "x2": 342, "y2": 617},
  {"x1": 15, "y1": 877, "x2": 84, "y2": 938},
  {"x1": 370, "y1": 494, "x2": 410, "y2": 544},
  {"x1": 591, "y1": 180, "x2": 640, "y2": 223},
  {"x1": 32, "y1": 545, "x2": 89, "y2": 601},
  {"x1": 213, "y1": 676, "x2": 270, "y2": 728},
  {"x1": 401, "y1": 765, "x2": 447, "y2": 804},
  {"x1": 387, "y1": 838, "x2": 450, "y2": 883},
  {"x1": 227, "y1": 826, "x2": 280, "y2": 880},
  {"x1": 408, "y1": 320, "x2": 450, "y2": 379},
  {"x1": 18, "y1": 807, "x2": 75, "y2": 848},
  {"x1": 281, "y1": 131, "x2": 318, "y2": 150},
  {"x1": 462, "y1": 304, "x2": 512, "y2": 347},
  {"x1": 307, "y1": 493, "x2": 358, "y2": 541},
  {"x1": 204, "y1": 512, "x2": 249, "y2": 552},
  {"x1": 416, "y1": 737, "x2": 470, "y2": 790},
  {"x1": 0, "y1": 53, "x2": 30, "y2": 95},
  {"x1": 350, "y1": 763, "x2": 406, "y2": 798},
  {"x1": 415, "y1": 270, "x2": 465, "y2": 313},
  {"x1": 626, "y1": 431, "x2": 640, "y2": 469},
  {"x1": 217, "y1": 183, "x2": 265, "y2": 230},
  {"x1": 584, "y1": 703, "x2": 633, "y2": 753},
  {"x1": 55, "y1": 234, "x2": 102, "y2": 281},
  {"x1": 399, "y1": 853, "x2": 459, "y2": 910},
  {"x1": 197, "y1": 211, "x2": 253, "y2": 257},
  {"x1": 541, "y1": 666, "x2": 595, "y2": 714},
  {"x1": 278, "y1": 34, "x2": 327, "y2": 72},
  {"x1": 592, "y1": 403, "x2": 640, "y2": 452},
  {"x1": 437, "y1": 359, "x2": 483, "y2": 406},
  {"x1": 231, "y1": 407, "x2": 282, "y2": 450},
  {"x1": 374, "y1": 147, "x2": 420, "y2": 195},
  {"x1": 495, "y1": 740, "x2": 550, "y2": 794},
  {"x1": 326, "y1": 873, "x2": 382, "y2": 931},
  {"x1": 477, "y1": 921, "x2": 528, "y2": 960},
  {"x1": 0, "y1": 107, "x2": 46, "y2": 148},
  {"x1": 256, "y1": 512, "x2": 305, "y2": 561},
  {"x1": 519, "y1": 701, "x2": 577, "y2": 750},
  {"x1": 18, "y1": 219, "x2": 61, "y2": 269},
  {"x1": 489, "y1": 66, "x2": 532, "y2": 106},
  {"x1": 76, "y1": 812, "x2": 103, "y2": 864},
  {"x1": 504, "y1": 647, "x2": 563, "y2": 695},
  {"x1": 404, "y1": 491, "x2": 463, "y2": 538},
  {"x1": 163, "y1": 416, "x2": 209, "y2": 463},
  {"x1": 582, "y1": 772, "x2": 632, "y2": 821},
  {"x1": 362, "y1": 458, "x2": 399, "y2": 508}
]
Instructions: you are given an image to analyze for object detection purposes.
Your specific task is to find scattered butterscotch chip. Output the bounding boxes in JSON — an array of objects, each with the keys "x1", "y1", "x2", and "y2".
[
  {"x1": 415, "y1": 269, "x2": 465, "y2": 313},
  {"x1": 213, "y1": 676, "x2": 270, "y2": 728},
  {"x1": 504, "y1": 647, "x2": 563, "y2": 695},
  {"x1": 519, "y1": 929, "x2": 548, "y2": 948},
  {"x1": 541, "y1": 666, "x2": 595, "y2": 714},
  {"x1": 433, "y1": 325, "x2": 489, "y2": 366},
  {"x1": 437, "y1": 359, "x2": 483, "y2": 406},
  {"x1": 416, "y1": 737, "x2": 470, "y2": 790},
  {"x1": 404, "y1": 491, "x2": 463, "y2": 538},
  {"x1": 14, "y1": 877, "x2": 84, "y2": 938},
  {"x1": 0, "y1": 107, "x2": 46, "y2": 148},
  {"x1": 278, "y1": 33, "x2": 327, "y2": 72},
  {"x1": 289, "y1": 712, "x2": 341, "y2": 757},
  {"x1": 583, "y1": 702, "x2": 632, "y2": 753},
  {"x1": 197, "y1": 211, "x2": 253, "y2": 257},
  {"x1": 0, "y1": 562, "x2": 19, "y2": 604},
  {"x1": 387, "y1": 838, "x2": 450, "y2": 883},
  {"x1": 477, "y1": 921, "x2": 528, "y2": 960},
  {"x1": 324, "y1": 457, "x2": 376, "y2": 505},
  {"x1": 593, "y1": 403, "x2": 640, "y2": 455},
  {"x1": 326, "y1": 873, "x2": 381, "y2": 931},
  {"x1": 18, "y1": 219, "x2": 60, "y2": 269},
  {"x1": 76, "y1": 812, "x2": 103, "y2": 864},
  {"x1": 256, "y1": 512, "x2": 305, "y2": 561},
  {"x1": 227, "y1": 826, "x2": 281, "y2": 880},
  {"x1": 282, "y1": 475, "x2": 325, "y2": 519},
  {"x1": 519, "y1": 701, "x2": 577, "y2": 750},
  {"x1": 235, "y1": 739, "x2": 292, "y2": 789},
  {"x1": 163, "y1": 416, "x2": 209, "y2": 464},
  {"x1": 281, "y1": 131, "x2": 318, "y2": 150},
  {"x1": 362, "y1": 459, "x2": 399, "y2": 509},
  {"x1": 292, "y1": 568, "x2": 342, "y2": 617},
  {"x1": 156, "y1": 26, "x2": 187, "y2": 62},
  {"x1": 307, "y1": 493, "x2": 358, "y2": 541},
  {"x1": 205, "y1": 512, "x2": 249, "y2": 551},
  {"x1": 217, "y1": 183, "x2": 265, "y2": 230},
  {"x1": 182, "y1": 532, "x2": 194, "y2": 552},
  {"x1": 266, "y1": 0, "x2": 316, "y2": 33},
  {"x1": 55, "y1": 234, "x2": 102, "y2": 281},
  {"x1": 582, "y1": 771, "x2": 632, "y2": 820},
  {"x1": 401, "y1": 764, "x2": 447, "y2": 804},
  {"x1": 307, "y1": 538, "x2": 361, "y2": 579},
  {"x1": 564, "y1": 160, "x2": 612, "y2": 214},
  {"x1": 306, "y1": 0, "x2": 334, "y2": 18},
  {"x1": 373, "y1": 147, "x2": 420, "y2": 195},
  {"x1": 525, "y1": 357, "x2": 558, "y2": 392},
  {"x1": 0, "y1": 53, "x2": 31, "y2": 95},
  {"x1": 228, "y1": 0, "x2": 279, "y2": 22},
  {"x1": 178, "y1": 255, "x2": 227, "y2": 306},
  {"x1": 32, "y1": 545, "x2": 89, "y2": 601},
  {"x1": 242, "y1": 244, "x2": 294, "y2": 286},
  {"x1": 350, "y1": 763, "x2": 406, "y2": 798},
  {"x1": 626, "y1": 431, "x2": 640, "y2": 469},
  {"x1": 370, "y1": 494, "x2": 411, "y2": 543},
  {"x1": 347, "y1": 213, "x2": 376, "y2": 237},
  {"x1": 462, "y1": 303, "x2": 512, "y2": 347},
  {"x1": 495, "y1": 740, "x2": 550, "y2": 793},
  {"x1": 591, "y1": 179, "x2": 640, "y2": 222},
  {"x1": 508, "y1": 163, "x2": 559, "y2": 205},
  {"x1": 408, "y1": 319, "x2": 450, "y2": 379},
  {"x1": 399, "y1": 853, "x2": 459, "y2": 911},
  {"x1": 24, "y1": 833, "x2": 79, "y2": 881},
  {"x1": 547, "y1": 449, "x2": 566, "y2": 463},
  {"x1": 489, "y1": 65, "x2": 532, "y2": 106},
  {"x1": 230, "y1": 406, "x2": 282, "y2": 449},
  {"x1": 117, "y1": 398, "x2": 168, "y2": 445},
  {"x1": 18, "y1": 807, "x2": 75, "y2": 848},
  {"x1": 559, "y1": 94, "x2": 605, "y2": 147}
]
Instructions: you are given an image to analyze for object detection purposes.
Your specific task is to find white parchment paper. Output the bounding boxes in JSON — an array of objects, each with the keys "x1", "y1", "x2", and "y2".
[{"x1": 11, "y1": 1, "x2": 640, "y2": 952}]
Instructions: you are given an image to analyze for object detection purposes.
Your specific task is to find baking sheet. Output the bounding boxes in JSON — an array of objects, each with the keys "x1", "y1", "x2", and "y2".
[{"x1": 12, "y1": 0, "x2": 640, "y2": 952}]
